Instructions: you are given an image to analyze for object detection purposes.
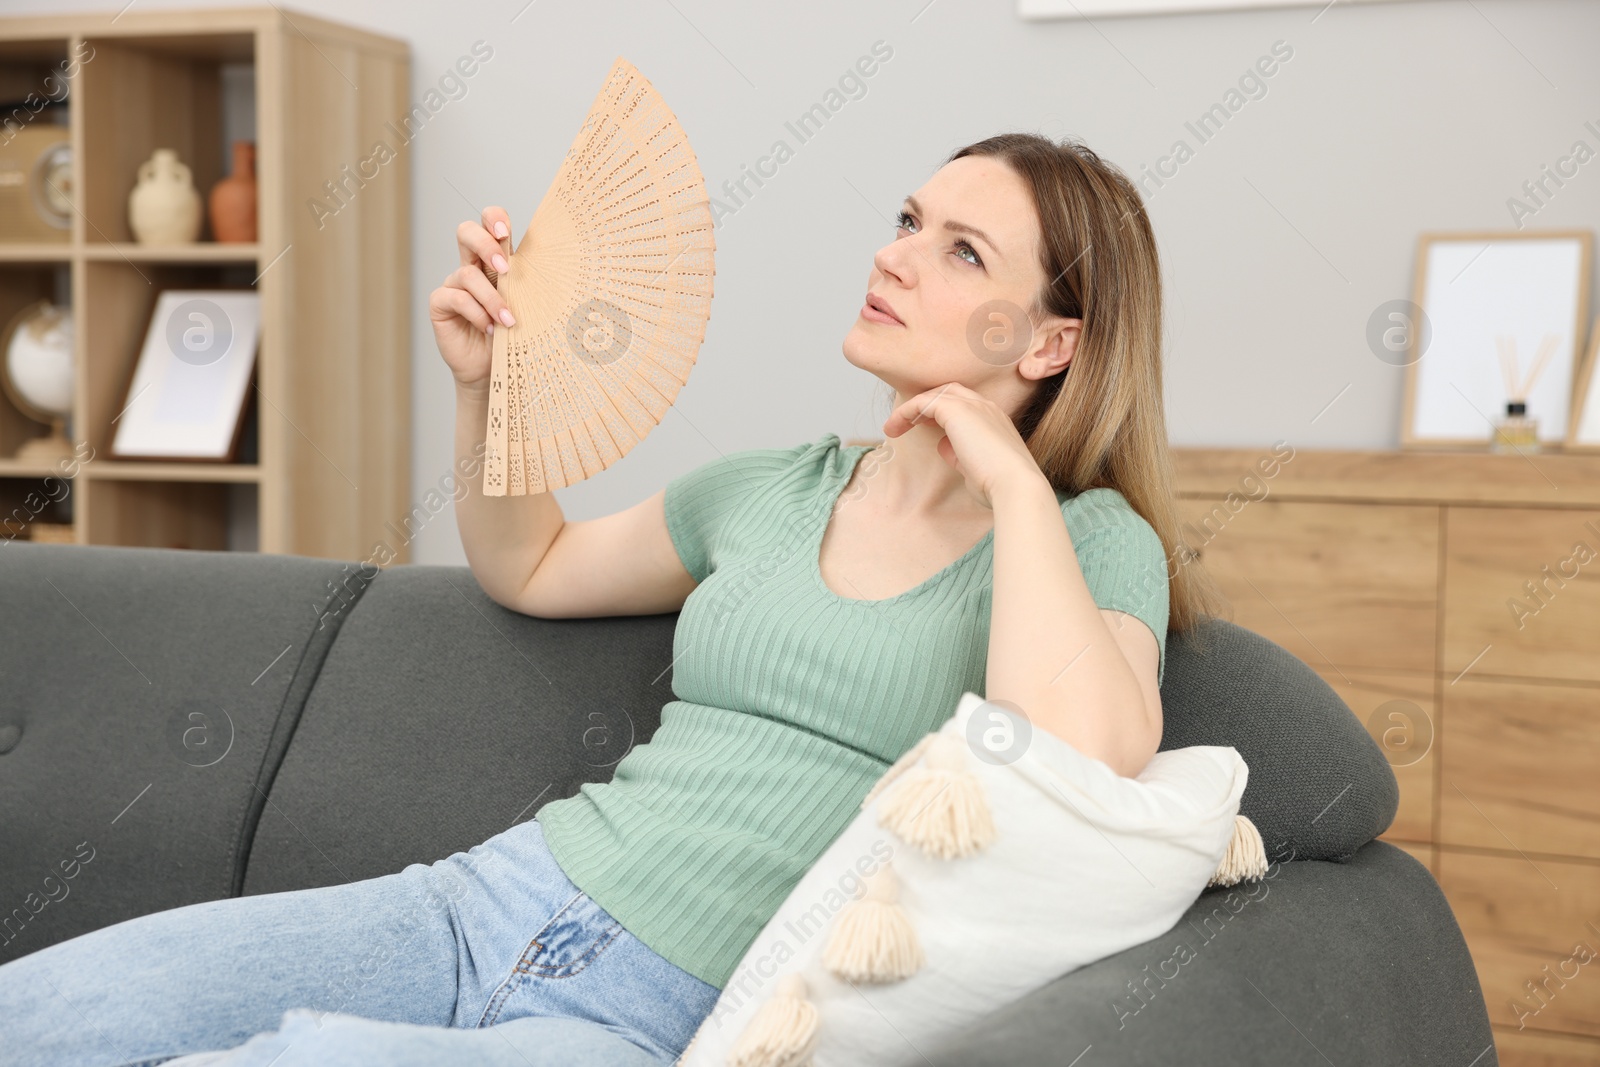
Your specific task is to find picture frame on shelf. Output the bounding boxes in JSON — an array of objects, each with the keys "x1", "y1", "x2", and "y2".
[
  {"x1": 110, "y1": 289, "x2": 260, "y2": 462},
  {"x1": 1568, "y1": 314, "x2": 1600, "y2": 452},
  {"x1": 1401, "y1": 229, "x2": 1592, "y2": 451}
]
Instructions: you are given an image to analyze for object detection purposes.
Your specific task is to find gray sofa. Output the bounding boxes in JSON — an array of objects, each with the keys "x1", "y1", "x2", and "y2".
[{"x1": 0, "y1": 542, "x2": 1495, "y2": 1065}]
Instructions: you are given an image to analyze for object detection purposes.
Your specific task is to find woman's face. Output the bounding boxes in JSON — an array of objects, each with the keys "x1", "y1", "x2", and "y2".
[{"x1": 842, "y1": 154, "x2": 1080, "y2": 418}]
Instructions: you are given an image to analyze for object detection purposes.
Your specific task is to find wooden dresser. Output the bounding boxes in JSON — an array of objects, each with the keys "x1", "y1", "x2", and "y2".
[{"x1": 1172, "y1": 446, "x2": 1600, "y2": 1066}]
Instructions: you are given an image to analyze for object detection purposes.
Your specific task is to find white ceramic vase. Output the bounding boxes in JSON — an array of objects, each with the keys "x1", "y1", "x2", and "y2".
[{"x1": 128, "y1": 148, "x2": 202, "y2": 244}]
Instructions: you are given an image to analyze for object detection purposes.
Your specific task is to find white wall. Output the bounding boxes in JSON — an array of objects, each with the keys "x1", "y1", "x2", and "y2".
[{"x1": 16, "y1": 0, "x2": 1600, "y2": 563}]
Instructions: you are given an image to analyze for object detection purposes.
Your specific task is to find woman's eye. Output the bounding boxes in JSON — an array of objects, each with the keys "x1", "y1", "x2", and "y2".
[{"x1": 894, "y1": 210, "x2": 982, "y2": 268}]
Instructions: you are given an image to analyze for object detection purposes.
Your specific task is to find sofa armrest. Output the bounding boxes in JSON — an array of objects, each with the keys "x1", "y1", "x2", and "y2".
[
  {"x1": 0, "y1": 544, "x2": 372, "y2": 965},
  {"x1": 926, "y1": 840, "x2": 1495, "y2": 1066}
]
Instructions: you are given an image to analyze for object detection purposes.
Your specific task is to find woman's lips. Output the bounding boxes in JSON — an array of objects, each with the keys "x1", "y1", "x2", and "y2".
[{"x1": 861, "y1": 297, "x2": 904, "y2": 326}]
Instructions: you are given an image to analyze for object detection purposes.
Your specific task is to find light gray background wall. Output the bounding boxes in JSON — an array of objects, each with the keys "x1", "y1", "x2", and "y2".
[{"x1": 17, "y1": 0, "x2": 1600, "y2": 563}]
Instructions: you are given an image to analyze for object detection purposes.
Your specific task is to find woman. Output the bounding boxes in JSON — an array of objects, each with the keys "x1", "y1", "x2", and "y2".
[{"x1": 0, "y1": 132, "x2": 1220, "y2": 1066}]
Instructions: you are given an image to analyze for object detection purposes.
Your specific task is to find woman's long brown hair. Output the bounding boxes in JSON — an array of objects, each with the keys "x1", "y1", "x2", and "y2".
[{"x1": 945, "y1": 132, "x2": 1227, "y2": 640}]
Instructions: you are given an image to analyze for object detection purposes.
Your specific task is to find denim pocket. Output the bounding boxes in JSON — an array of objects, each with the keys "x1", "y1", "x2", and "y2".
[{"x1": 476, "y1": 889, "x2": 625, "y2": 1027}]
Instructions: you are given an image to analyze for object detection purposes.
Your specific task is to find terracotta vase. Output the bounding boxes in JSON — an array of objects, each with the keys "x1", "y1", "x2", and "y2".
[
  {"x1": 209, "y1": 141, "x2": 258, "y2": 243},
  {"x1": 128, "y1": 148, "x2": 201, "y2": 245}
]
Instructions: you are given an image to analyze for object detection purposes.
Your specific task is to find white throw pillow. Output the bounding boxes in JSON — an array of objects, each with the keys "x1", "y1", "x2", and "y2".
[{"x1": 677, "y1": 690, "x2": 1264, "y2": 1067}]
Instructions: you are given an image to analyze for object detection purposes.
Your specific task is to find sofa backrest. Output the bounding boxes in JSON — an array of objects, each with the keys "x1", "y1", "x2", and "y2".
[
  {"x1": 239, "y1": 561, "x2": 680, "y2": 895},
  {"x1": 1157, "y1": 616, "x2": 1398, "y2": 864},
  {"x1": 243, "y1": 564, "x2": 1398, "y2": 896}
]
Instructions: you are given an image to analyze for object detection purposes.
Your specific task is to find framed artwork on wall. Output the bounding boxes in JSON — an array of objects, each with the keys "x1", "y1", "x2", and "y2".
[
  {"x1": 1400, "y1": 230, "x2": 1592, "y2": 451},
  {"x1": 1017, "y1": 0, "x2": 1414, "y2": 18},
  {"x1": 1568, "y1": 314, "x2": 1600, "y2": 452}
]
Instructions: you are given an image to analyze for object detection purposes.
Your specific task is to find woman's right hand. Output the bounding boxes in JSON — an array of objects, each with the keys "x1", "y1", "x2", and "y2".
[{"x1": 430, "y1": 205, "x2": 518, "y2": 392}]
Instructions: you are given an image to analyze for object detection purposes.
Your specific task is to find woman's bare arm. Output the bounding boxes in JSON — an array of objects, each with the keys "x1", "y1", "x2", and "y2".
[{"x1": 435, "y1": 205, "x2": 696, "y2": 618}]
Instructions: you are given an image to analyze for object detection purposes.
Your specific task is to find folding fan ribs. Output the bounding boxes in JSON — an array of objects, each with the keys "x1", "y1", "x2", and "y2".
[{"x1": 483, "y1": 56, "x2": 715, "y2": 495}]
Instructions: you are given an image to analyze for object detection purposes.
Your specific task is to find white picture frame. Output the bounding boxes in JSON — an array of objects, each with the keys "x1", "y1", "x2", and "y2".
[
  {"x1": 1568, "y1": 314, "x2": 1600, "y2": 452},
  {"x1": 1401, "y1": 230, "x2": 1592, "y2": 451},
  {"x1": 111, "y1": 289, "x2": 261, "y2": 462}
]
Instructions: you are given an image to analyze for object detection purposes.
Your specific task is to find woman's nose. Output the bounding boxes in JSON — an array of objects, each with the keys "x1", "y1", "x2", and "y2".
[{"x1": 874, "y1": 241, "x2": 914, "y2": 287}]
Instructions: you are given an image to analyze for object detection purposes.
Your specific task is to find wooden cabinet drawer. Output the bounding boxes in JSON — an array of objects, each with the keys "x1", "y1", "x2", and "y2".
[
  {"x1": 1441, "y1": 849, "x2": 1600, "y2": 1040},
  {"x1": 1493, "y1": 1027, "x2": 1600, "y2": 1066},
  {"x1": 1175, "y1": 498, "x2": 1438, "y2": 672},
  {"x1": 1440, "y1": 678, "x2": 1600, "y2": 859},
  {"x1": 1317, "y1": 669, "x2": 1435, "y2": 845},
  {"x1": 1443, "y1": 507, "x2": 1600, "y2": 683}
]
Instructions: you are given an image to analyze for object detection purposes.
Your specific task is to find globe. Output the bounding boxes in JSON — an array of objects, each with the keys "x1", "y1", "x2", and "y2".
[{"x1": 2, "y1": 301, "x2": 74, "y2": 462}]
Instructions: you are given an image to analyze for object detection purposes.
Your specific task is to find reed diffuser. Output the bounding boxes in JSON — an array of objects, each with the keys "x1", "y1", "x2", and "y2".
[{"x1": 1491, "y1": 333, "x2": 1558, "y2": 454}]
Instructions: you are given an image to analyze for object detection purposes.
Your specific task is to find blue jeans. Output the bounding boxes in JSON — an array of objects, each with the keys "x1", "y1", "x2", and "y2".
[{"x1": 0, "y1": 818, "x2": 721, "y2": 1066}]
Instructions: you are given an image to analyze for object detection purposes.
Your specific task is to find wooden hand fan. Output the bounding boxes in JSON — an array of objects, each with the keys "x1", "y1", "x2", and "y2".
[{"x1": 483, "y1": 56, "x2": 715, "y2": 496}]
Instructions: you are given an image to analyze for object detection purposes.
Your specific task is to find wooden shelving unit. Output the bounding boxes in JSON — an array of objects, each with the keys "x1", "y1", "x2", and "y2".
[
  {"x1": 0, "y1": 7, "x2": 411, "y2": 558},
  {"x1": 1172, "y1": 446, "x2": 1600, "y2": 1067}
]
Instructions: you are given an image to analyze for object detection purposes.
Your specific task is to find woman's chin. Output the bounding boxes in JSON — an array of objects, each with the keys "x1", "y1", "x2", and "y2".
[
  {"x1": 841, "y1": 326, "x2": 891, "y2": 372},
  {"x1": 840, "y1": 331, "x2": 868, "y2": 370}
]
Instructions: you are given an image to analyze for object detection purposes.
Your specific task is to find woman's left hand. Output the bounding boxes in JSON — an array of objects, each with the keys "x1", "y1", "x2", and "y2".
[{"x1": 883, "y1": 383, "x2": 1047, "y2": 509}]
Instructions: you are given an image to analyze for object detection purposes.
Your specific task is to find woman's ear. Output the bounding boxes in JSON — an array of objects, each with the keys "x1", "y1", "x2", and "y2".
[{"x1": 1021, "y1": 316, "x2": 1081, "y2": 381}]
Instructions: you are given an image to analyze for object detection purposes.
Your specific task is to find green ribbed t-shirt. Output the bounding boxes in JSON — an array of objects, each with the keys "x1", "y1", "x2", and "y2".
[{"x1": 535, "y1": 431, "x2": 1171, "y2": 990}]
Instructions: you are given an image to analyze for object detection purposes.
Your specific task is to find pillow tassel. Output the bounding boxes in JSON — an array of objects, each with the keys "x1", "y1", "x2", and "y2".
[
  {"x1": 875, "y1": 733, "x2": 996, "y2": 860},
  {"x1": 728, "y1": 972, "x2": 820, "y2": 1067},
  {"x1": 1208, "y1": 813, "x2": 1269, "y2": 887},
  {"x1": 820, "y1": 862, "x2": 924, "y2": 984}
]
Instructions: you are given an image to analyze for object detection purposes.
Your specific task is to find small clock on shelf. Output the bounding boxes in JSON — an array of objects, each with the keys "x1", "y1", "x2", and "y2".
[{"x1": 0, "y1": 123, "x2": 72, "y2": 243}]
